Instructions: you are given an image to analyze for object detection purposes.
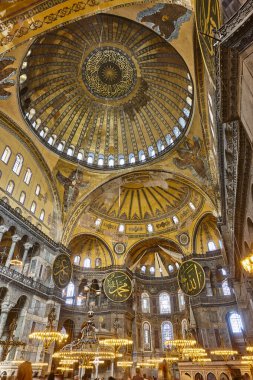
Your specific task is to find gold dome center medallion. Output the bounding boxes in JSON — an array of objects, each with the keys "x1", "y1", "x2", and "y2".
[{"x1": 82, "y1": 47, "x2": 137, "y2": 100}]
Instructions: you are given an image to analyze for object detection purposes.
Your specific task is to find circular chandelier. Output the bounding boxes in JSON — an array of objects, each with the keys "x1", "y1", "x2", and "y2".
[
  {"x1": 165, "y1": 339, "x2": 197, "y2": 350},
  {"x1": 29, "y1": 307, "x2": 68, "y2": 349},
  {"x1": 210, "y1": 349, "x2": 238, "y2": 360},
  {"x1": 246, "y1": 346, "x2": 253, "y2": 352},
  {"x1": 117, "y1": 361, "x2": 133, "y2": 368}
]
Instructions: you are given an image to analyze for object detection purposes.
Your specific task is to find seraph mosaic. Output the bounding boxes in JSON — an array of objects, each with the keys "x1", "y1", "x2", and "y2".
[{"x1": 137, "y1": 4, "x2": 191, "y2": 42}]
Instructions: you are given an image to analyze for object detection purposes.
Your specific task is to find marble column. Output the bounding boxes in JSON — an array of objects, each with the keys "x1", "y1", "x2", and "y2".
[
  {"x1": 0, "y1": 225, "x2": 8, "y2": 242},
  {"x1": 5, "y1": 234, "x2": 21, "y2": 267},
  {"x1": 0, "y1": 302, "x2": 12, "y2": 337},
  {"x1": 21, "y1": 242, "x2": 33, "y2": 273}
]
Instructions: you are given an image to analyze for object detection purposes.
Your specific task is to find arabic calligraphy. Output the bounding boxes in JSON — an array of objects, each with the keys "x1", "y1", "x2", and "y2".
[
  {"x1": 177, "y1": 260, "x2": 205, "y2": 296},
  {"x1": 53, "y1": 254, "x2": 73, "y2": 289},
  {"x1": 103, "y1": 271, "x2": 133, "y2": 302}
]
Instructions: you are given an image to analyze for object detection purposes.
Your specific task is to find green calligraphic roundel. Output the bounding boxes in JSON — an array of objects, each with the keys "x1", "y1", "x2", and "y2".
[
  {"x1": 53, "y1": 253, "x2": 73, "y2": 289},
  {"x1": 177, "y1": 260, "x2": 205, "y2": 297},
  {"x1": 103, "y1": 271, "x2": 133, "y2": 302}
]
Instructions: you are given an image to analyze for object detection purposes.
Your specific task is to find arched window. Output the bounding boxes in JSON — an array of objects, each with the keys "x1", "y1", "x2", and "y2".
[
  {"x1": 143, "y1": 322, "x2": 151, "y2": 351},
  {"x1": 183, "y1": 108, "x2": 190, "y2": 118},
  {"x1": 67, "y1": 147, "x2": 74, "y2": 156},
  {"x1": 84, "y1": 257, "x2": 91, "y2": 268},
  {"x1": 161, "y1": 321, "x2": 173, "y2": 349},
  {"x1": 20, "y1": 73, "x2": 27, "y2": 84},
  {"x1": 173, "y1": 126, "x2": 181, "y2": 138},
  {"x1": 178, "y1": 290, "x2": 185, "y2": 311},
  {"x1": 77, "y1": 150, "x2": 84, "y2": 160},
  {"x1": 181, "y1": 319, "x2": 188, "y2": 338},
  {"x1": 74, "y1": 255, "x2": 81, "y2": 265},
  {"x1": 189, "y1": 202, "x2": 195, "y2": 210},
  {"x1": 57, "y1": 142, "x2": 65, "y2": 152},
  {"x1": 150, "y1": 266, "x2": 155, "y2": 275},
  {"x1": 12, "y1": 154, "x2": 23, "y2": 175},
  {"x1": 24, "y1": 168, "x2": 32, "y2": 184},
  {"x1": 141, "y1": 293, "x2": 150, "y2": 313},
  {"x1": 39, "y1": 209, "x2": 45, "y2": 221},
  {"x1": 186, "y1": 96, "x2": 192, "y2": 106},
  {"x1": 208, "y1": 241, "x2": 216, "y2": 251},
  {"x1": 129, "y1": 153, "x2": 135, "y2": 164},
  {"x1": 19, "y1": 191, "x2": 26, "y2": 204},
  {"x1": 188, "y1": 85, "x2": 193, "y2": 94},
  {"x1": 168, "y1": 265, "x2": 174, "y2": 273},
  {"x1": 172, "y1": 216, "x2": 179, "y2": 224},
  {"x1": 6, "y1": 180, "x2": 14, "y2": 194},
  {"x1": 87, "y1": 153, "x2": 94, "y2": 164},
  {"x1": 98, "y1": 154, "x2": 104, "y2": 166},
  {"x1": 40, "y1": 128, "x2": 48, "y2": 138},
  {"x1": 108, "y1": 155, "x2": 114, "y2": 167},
  {"x1": 1, "y1": 146, "x2": 11, "y2": 164},
  {"x1": 30, "y1": 201, "x2": 36, "y2": 214},
  {"x1": 65, "y1": 282, "x2": 75, "y2": 305},
  {"x1": 118, "y1": 224, "x2": 125, "y2": 233},
  {"x1": 139, "y1": 150, "x2": 146, "y2": 162},
  {"x1": 229, "y1": 312, "x2": 243, "y2": 333},
  {"x1": 118, "y1": 154, "x2": 125, "y2": 166},
  {"x1": 95, "y1": 258, "x2": 102, "y2": 268},
  {"x1": 147, "y1": 224, "x2": 153, "y2": 233},
  {"x1": 159, "y1": 292, "x2": 171, "y2": 314},
  {"x1": 95, "y1": 218, "x2": 102, "y2": 229},
  {"x1": 141, "y1": 265, "x2": 146, "y2": 273},
  {"x1": 157, "y1": 140, "x2": 165, "y2": 152},
  {"x1": 48, "y1": 136, "x2": 54, "y2": 145},
  {"x1": 222, "y1": 280, "x2": 231, "y2": 296},
  {"x1": 148, "y1": 146, "x2": 155, "y2": 158},
  {"x1": 35, "y1": 185, "x2": 41, "y2": 196},
  {"x1": 179, "y1": 117, "x2": 186, "y2": 128},
  {"x1": 166, "y1": 134, "x2": 173, "y2": 146}
]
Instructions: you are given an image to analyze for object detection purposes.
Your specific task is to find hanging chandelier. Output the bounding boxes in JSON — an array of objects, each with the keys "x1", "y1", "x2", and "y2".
[
  {"x1": 29, "y1": 307, "x2": 68, "y2": 349},
  {"x1": 117, "y1": 361, "x2": 133, "y2": 368},
  {"x1": 210, "y1": 349, "x2": 238, "y2": 360},
  {"x1": 165, "y1": 339, "x2": 196, "y2": 350}
]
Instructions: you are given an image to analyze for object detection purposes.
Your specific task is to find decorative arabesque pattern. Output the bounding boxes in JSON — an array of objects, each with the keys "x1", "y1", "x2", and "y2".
[{"x1": 19, "y1": 14, "x2": 193, "y2": 169}]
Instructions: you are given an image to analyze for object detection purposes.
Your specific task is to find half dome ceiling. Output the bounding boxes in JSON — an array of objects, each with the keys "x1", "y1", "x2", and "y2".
[{"x1": 19, "y1": 14, "x2": 193, "y2": 169}]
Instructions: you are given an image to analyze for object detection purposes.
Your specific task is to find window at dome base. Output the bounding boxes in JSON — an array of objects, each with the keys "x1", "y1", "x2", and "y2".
[{"x1": 19, "y1": 14, "x2": 193, "y2": 170}]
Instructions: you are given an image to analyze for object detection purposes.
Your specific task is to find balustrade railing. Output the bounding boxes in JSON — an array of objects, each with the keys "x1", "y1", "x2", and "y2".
[
  {"x1": 190, "y1": 293, "x2": 236, "y2": 306},
  {"x1": 0, "y1": 264, "x2": 62, "y2": 298}
]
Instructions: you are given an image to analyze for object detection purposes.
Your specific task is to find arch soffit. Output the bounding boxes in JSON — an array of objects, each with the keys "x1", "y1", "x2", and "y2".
[
  {"x1": 62, "y1": 170, "x2": 217, "y2": 245},
  {"x1": 0, "y1": 0, "x2": 192, "y2": 55},
  {"x1": 68, "y1": 232, "x2": 115, "y2": 265},
  {"x1": 192, "y1": 211, "x2": 219, "y2": 252},
  {"x1": 0, "y1": 111, "x2": 62, "y2": 222}
]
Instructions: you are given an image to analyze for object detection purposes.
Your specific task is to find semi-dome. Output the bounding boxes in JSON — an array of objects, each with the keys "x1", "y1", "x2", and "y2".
[{"x1": 19, "y1": 14, "x2": 193, "y2": 170}]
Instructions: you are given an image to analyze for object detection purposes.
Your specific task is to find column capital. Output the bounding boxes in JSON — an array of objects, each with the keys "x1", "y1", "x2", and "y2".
[
  {"x1": 12, "y1": 234, "x2": 21, "y2": 243},
  {"x1": 0, "y1": 225, "x2": 8, "y2": 234},
  {"x1": 23, "y1": 242, "x2": 33, "y2": 250}
]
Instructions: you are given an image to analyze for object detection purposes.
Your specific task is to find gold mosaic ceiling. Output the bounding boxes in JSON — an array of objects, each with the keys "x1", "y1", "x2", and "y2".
[
  {"x1": 19, "y1": 14, "x2": 193, "y2": 169},
  {"x1": 78, "y1": 172, "x2": 205, "y2": 237}
]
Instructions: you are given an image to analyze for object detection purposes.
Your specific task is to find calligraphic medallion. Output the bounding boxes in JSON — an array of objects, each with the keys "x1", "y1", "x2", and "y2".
[
  {"x1": 103, "y1": 271, "x2": 133, "y2": 302},
  {"x1": 53, "y1": 254, "x2": 73, "y2": 289},
  {"x1": 177, "y1": 260, "x2": 205, "y2": 297},
  {"x1": 82, "y1": 47, "x2": 137, "y2": 100}
]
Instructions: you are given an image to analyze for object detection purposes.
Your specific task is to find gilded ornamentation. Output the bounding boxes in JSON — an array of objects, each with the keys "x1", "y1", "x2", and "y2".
[
  {"x1": 103, "y1": 271, "x2": 133, "y2": 302},
  {"x1": 56, "y1": 169, "x2": 89, "y2": 212},
  {"x1": 0, "y1": 56, "x2": 15, "y2": 99},
  {"x1": 177, "y1": 260, "x2": 205, "y2": 296},
  {"x1": 19, "y1": 14, "x2": 193, "y2": 169},
  {"x1": 173, "y1": 136, "x2": 208, "y2": 180},
  {"x1": 53, "y1": 253, "x2": 73, "y2": 289},
  {"x1": 83, "y1": 47, "x2": 137, "y2": 100}
]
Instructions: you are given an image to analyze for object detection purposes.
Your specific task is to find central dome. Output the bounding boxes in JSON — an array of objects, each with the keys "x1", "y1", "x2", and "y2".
[
  {"x1": 82, "y1": 47, "x2": 137, "y2": 99},
  {"x1": 19, "y1": 14, "x2": 193, "y2": 169}
]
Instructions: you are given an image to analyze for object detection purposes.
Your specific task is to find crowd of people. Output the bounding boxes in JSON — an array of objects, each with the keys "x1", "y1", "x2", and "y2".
[{"x1": 14, "y1": 361, "x2": 157, "y2": 380}]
